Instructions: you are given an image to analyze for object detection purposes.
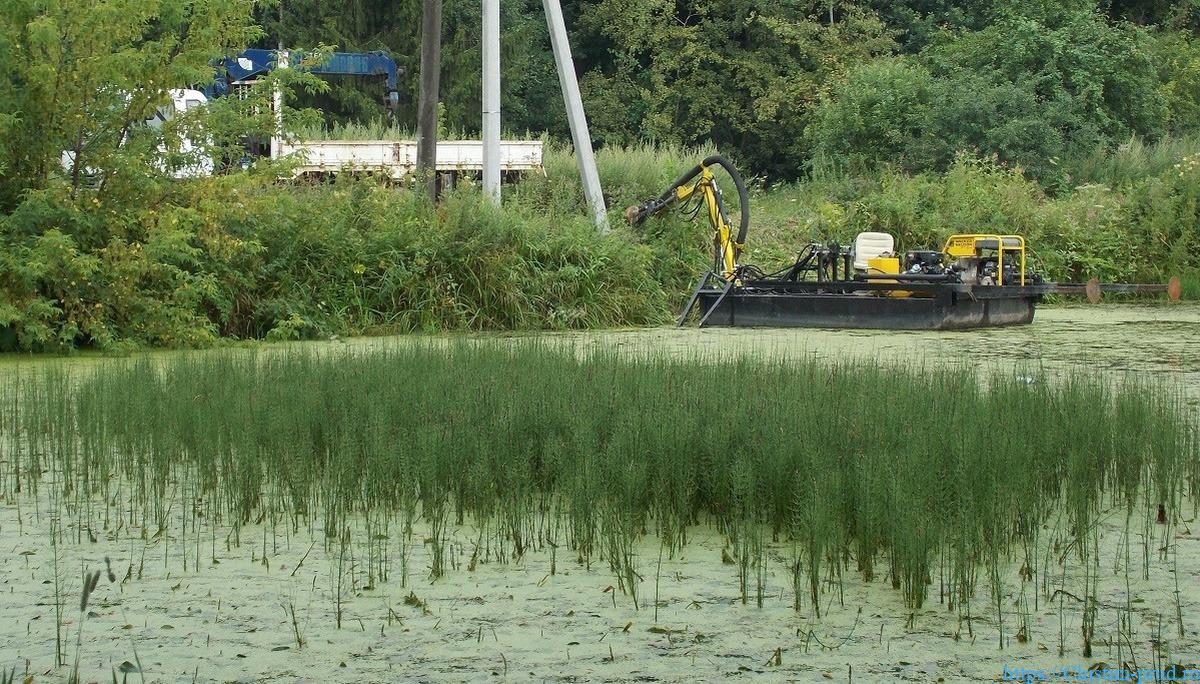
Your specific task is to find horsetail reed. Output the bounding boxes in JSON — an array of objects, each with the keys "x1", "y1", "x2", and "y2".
[{"x1": 1, "y1": 341, "x2": 1196, "y2": 657}]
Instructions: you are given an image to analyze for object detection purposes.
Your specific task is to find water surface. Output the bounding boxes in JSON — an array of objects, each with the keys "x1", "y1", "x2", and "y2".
[{"x1": 3, "y1": 303, "x2": 1197, "y2": 399}]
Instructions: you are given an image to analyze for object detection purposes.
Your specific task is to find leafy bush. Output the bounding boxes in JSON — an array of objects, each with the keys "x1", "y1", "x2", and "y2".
[
  {"x1": 5, "y1": 142, "x2": 1199, "y2": 353},
  {"x1": 0, "y1": 171, "x2": 674, "y2": 352},
  {"x1": 0, "y1": 187, "x2": 221, "y2": 351}
]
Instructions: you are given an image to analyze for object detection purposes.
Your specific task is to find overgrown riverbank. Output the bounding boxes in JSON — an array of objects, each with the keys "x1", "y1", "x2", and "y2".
[{"x1": 2, "y1": 141, "x2": 1199, "y2": 352}]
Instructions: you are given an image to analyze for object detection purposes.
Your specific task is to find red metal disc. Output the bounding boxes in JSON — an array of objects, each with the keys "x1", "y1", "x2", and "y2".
[{"x1": 1167, "y1": 276, "x2": 1182, "y2": 302}]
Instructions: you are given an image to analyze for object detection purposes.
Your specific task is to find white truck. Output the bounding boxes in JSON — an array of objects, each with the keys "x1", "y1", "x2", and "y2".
[{"x1": 60, "y1": 89, "x2": 215, "y2": 180}]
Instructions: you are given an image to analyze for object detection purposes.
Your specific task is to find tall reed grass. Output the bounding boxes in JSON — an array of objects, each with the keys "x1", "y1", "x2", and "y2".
[
  {"x1": 2, "y1": 344, "x2": 1196, "y2": 651},
  {"x1": 292, "y1": 118, "x2": 546, "y2": 142},
  {"x1": 1070, "y1": 134, "x2": 1200, "y2": 188}
]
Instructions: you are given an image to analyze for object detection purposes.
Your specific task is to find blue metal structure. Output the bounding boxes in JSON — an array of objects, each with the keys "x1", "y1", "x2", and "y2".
[{"x1": 206, "y1": 49, "x2": 401, "y2": 109}]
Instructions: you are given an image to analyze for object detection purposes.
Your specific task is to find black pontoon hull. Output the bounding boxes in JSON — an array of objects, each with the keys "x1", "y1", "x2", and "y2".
[{"x1": 694, "y1": 289, "x2": 1037, "y2": 330}]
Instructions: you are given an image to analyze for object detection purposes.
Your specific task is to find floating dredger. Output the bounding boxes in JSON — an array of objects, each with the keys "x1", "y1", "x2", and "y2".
[{"x1": 626, "y1": 156, "x2": 1181, "y2": 330}]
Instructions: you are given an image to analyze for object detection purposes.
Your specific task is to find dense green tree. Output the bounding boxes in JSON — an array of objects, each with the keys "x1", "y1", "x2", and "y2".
[
  {"x1": 0, "y1": 0, "x2": 319, "y2": 349},
  {"x1": 0, "y1": 0, "x2": 262, "y2": 210},
  {"x1": 810, "y1": 2, "x2": 1170, "y2": 184},
  {"x1": 1104, "y1": 0, "x2": 1200, "y2": 28},
  {"x1": 574, "y1": 0, "x2": 894, "y2": 177},
  {"x1": 238, "y1": 0, "x2": 1200, "y2": 182},
  {"x1": 924, "y1": 3, "x2": 1167, "y2": 139},
  {"x1": 1151, "y1": 28, "x2": 1200, "y2": 133},
  {"x1": 862, "y1": 0, "x2": 992, "y2": 50},
  {"x1": 806, "y1": 58, "x2": 932, "y2": 172},
  {"x1": 3, "y1": 0, "x2": 1200, "y2": 186}
]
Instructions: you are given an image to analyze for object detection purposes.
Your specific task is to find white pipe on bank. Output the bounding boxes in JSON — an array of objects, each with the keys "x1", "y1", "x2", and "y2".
[{"x1": 542, "y1": 0, "x2": 607, "y2": 230}]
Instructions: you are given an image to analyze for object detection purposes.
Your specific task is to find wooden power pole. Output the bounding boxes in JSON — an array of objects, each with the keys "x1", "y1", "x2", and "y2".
[{"x1": 417, "y1": 0, "x2": 442, "y2": 201}]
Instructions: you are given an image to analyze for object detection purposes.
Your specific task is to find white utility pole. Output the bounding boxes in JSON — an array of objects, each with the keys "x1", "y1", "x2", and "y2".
[
  {"x1": 271, "y1": 50, "x2": 288, "y2": 160},
  {"x1": 542, "y1": 0, "x2": 607, "y2": 230},
  {"x1": 481, "y1": 0, "x2": 501, "y2": 203}
]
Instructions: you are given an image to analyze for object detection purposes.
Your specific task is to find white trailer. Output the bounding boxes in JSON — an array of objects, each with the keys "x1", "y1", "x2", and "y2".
[
  {"x1": 265, "y1": 52, "x2": 543, "y2": 181},
  {"x1": 273, "y1": 139, "x2": 544, "y2": 180},
  {"x1": 61, "y1": 78, "x2": 546, "y2": 182}
]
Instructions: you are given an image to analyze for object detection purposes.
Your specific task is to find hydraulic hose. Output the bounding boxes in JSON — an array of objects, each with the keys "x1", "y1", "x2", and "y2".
[
  {"x1": 861, "y1": 272, "x2": 956, "y2": 282},
  {"x1": 626, "y1": 154, "x2": 751, "y2": 248}
]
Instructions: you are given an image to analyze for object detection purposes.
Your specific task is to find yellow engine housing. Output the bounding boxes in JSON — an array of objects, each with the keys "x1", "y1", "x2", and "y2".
[
  {"x1": 943, "y1": 234, "x2": 1027, "y2": 286},
  {"x1": 866, "y1": 257, "x2": 900, "y2": 275},
  {"x1": 867, "y1": 257, "x2": 910, "y2": 298}
]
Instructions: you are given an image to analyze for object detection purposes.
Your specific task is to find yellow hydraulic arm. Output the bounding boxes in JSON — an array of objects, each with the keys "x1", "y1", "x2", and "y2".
[{"x1": 625, "y1": 155, "x2": 750, "y2": 281}]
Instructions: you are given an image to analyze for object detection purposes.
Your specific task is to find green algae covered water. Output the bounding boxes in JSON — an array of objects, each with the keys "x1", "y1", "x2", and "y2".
[
  {"x1": 0, "y1": 303, "x2": 1197, "y2": 682},
  {"x1": 490, "y1": 303, "x2": 1200, "y2": 403},
  {"x1": 562, "y1": 303, "x2": 1200, "y2": 392},
  {"x1": 2, "y1": 303, "x2": 1197, "y2": 397}
]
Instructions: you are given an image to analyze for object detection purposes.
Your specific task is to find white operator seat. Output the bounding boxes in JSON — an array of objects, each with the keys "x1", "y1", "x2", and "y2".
[{"x1": 852, "y1": 232, "x2": 895, "y2": 271}]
